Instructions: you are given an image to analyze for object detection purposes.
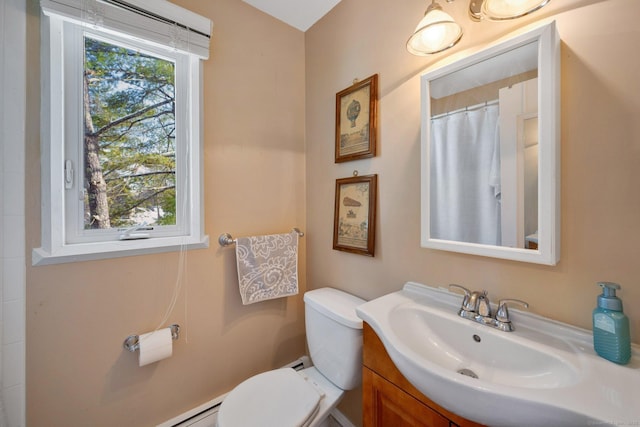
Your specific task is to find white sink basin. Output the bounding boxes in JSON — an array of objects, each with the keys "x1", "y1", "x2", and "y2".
[
  {"x1": 390, "y1": 304, "x2": 580, "y2": 389},
  {"x1": 356, "y1": 282, "x2": 640, "y2": 427}
]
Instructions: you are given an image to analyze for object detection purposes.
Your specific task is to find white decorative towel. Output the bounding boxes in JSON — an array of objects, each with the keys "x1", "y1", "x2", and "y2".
[{"x1": 235, "y1": 231, "x2": 299, "y2": 305}]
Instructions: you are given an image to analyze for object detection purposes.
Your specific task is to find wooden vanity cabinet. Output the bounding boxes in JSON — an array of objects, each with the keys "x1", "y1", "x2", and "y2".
[{"x1": 363, "y1": 323, "x2": 485, "y2": 427}]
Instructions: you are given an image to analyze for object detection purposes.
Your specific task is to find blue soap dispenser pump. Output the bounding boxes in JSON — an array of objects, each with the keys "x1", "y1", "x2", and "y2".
[{"x1": 593, "y1": 282, "x2": 631, "y2": 365}]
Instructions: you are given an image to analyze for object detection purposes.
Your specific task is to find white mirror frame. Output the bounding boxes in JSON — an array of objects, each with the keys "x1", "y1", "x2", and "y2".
[{"x1": 420, "y1": 21, "x2": 560, "y2": 265}]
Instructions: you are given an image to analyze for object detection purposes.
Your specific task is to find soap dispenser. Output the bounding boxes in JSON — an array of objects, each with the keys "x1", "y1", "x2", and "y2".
[{"x1": 593, "y1": 282, "x2": 631, "y2": 365}]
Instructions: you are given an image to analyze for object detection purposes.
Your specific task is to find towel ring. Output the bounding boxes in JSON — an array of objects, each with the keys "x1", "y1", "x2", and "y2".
[{"x1": 218, "y1": 228, "x2": 304, "y2": 247}]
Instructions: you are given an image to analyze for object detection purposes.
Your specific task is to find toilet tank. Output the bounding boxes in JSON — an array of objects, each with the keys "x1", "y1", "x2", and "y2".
[{"x1": 303, "y1": 288, "x2": 365, "y2": 391}]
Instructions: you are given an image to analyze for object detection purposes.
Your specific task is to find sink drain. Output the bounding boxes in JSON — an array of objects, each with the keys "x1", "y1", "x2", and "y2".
[{"x1": 457, "y1": 368, "x2": 479, "y2": 379}]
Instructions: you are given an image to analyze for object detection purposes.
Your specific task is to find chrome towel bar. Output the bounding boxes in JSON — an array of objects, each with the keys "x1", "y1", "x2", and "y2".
[{"x1": 218, "y1": 228, "x2": 304, "y2": 247}]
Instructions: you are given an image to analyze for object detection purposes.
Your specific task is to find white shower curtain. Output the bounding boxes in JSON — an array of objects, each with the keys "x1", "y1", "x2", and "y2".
[{"x1": 430, "y1": 104, "x2": 502, "y2": 245}]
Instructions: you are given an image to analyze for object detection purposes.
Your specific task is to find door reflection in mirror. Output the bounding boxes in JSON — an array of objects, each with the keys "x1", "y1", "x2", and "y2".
[{"x1": 497, "y1": 78, "x2": 539, "y2": 249}]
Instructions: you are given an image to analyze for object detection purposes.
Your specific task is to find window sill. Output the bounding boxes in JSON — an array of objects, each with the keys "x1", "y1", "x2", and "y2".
[{"x1": 32, "y1": 235, "x2": 209, "y2": 266}]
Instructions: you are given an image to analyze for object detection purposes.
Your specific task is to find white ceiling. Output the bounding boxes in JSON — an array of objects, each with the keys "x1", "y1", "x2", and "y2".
[{"x1": 242, "y1": 0, "x2": 342, "y2": 32}]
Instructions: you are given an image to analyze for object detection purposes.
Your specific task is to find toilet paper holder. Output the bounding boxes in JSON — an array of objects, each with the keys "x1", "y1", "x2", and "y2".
[{"x1": 123, "y1": 324, "x2": 180, "y2": 352}]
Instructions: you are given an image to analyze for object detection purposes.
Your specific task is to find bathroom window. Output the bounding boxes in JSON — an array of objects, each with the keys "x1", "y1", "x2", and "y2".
[{"x1": 34, "y1": 0, "x2": 212, "y2": 265}]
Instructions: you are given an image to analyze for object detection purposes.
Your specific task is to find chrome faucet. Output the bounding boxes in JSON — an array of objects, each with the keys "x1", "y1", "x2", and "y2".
[{"x1": 448, "y1": 284, "x2": 529, "y2": 332}]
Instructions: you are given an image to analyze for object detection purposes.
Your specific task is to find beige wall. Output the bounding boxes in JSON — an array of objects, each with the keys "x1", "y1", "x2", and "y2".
[
  {"x1": 305, "y1": 0, "x2": 640, "y2": 424},
  {"x1": 26, "y1": 0, "x2": 306, "y2": 425}
]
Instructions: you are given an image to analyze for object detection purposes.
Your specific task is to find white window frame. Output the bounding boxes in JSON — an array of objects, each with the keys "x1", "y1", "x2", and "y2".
[{"x1": 34, "y1": 1, "x2": 211, "y2": 265}]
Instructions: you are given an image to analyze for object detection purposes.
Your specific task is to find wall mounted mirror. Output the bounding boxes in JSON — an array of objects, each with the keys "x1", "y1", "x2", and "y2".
[{"x1": 420, "y1": 21, "x2": 560, "y2": 265}]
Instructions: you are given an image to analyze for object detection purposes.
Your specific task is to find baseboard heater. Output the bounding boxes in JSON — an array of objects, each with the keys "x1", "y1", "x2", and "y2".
[{"x1": 158, "y1": 356, "x2": 311, "y2": 427}]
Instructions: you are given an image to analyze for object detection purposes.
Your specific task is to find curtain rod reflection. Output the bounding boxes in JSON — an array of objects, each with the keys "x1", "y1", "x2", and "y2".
[{"x1": 432, "y1": 99, "x2": 498, "y2": 120}]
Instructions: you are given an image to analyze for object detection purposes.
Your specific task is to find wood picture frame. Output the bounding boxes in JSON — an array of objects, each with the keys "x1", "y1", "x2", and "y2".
[
  {"x1": 333, "y1": 174, "x2": 377, "y2": 256},
  {"x1": 335, "y1": 74, "x2": 378, "y2": 163}
]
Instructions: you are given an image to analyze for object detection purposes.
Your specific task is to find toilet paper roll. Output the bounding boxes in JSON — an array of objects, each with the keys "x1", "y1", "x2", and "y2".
[{"x1": 138, "y1": 327, "x2": 173, "y2": 367}]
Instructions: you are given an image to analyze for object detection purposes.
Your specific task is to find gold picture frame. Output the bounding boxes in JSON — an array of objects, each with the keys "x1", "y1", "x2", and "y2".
[
  {"x1": 333, "y1": 174, "x2": 377, "y2": 256},
  {"x1": 335, "y1": 74, "x2": 378, "y2": 163}
]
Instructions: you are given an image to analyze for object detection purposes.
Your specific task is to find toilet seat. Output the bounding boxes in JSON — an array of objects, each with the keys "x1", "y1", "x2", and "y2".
[{"x1": 217, "y1": 368, "x2": 323, "y2": 427}]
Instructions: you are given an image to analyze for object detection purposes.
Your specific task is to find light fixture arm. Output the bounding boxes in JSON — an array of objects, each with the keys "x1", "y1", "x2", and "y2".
[
  {"x1": 468, "y1": 0, "x2": 484, "y2": 21},
  {"x1": 425, "y1": 0, "x2": 442, "y2": 15}
]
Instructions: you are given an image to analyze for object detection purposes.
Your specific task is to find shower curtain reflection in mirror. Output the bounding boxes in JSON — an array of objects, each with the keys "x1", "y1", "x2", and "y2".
[{"x1": 430, "y1": 103, "x2": 502, "y2": 246}]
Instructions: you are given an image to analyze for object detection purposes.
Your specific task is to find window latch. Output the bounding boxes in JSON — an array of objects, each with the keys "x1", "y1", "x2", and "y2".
[{"x1": 64, "y1": 160, "x2": 73, "y2": 189}]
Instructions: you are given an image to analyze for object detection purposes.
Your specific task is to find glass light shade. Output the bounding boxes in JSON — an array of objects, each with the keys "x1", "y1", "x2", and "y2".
[
  {"x1": 407, "y1": 5, "x2": 463, "y2": 55},
  {"x1": 481, "y1": 0, "x2": 551, "y2": 20}
]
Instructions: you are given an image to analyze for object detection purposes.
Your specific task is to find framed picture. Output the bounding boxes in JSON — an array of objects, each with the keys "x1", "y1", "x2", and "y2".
[
  {"x1": 333, "y1": 174, "x2": 377, "y2": 256},
  {"x1": 335, "y1": 74, "x2": 378, "y2": 163}
]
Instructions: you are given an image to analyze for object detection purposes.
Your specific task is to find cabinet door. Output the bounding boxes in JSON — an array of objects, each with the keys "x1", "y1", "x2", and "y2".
[{"x1": 363, "y1": 368, "x2": 450, "y2": 427}]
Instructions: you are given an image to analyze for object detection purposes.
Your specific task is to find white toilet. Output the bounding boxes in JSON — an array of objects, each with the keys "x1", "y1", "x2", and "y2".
[{"x1": 216, "y1": 287, "x2": 365, "y2": 427}]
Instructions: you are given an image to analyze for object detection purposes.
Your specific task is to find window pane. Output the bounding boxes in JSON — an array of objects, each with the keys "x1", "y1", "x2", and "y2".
[{"x1": 83, "y1": 36, "x2": 176, "y2": 230}]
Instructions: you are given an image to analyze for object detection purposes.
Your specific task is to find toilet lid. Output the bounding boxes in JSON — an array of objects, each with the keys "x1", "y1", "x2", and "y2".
[{"x1": 217, "y1": 368, "x2": 323, "y2": 427}]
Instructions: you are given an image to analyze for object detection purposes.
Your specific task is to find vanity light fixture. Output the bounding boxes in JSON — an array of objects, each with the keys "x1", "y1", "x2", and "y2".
[
  {"x1": 407, "y1": 0, "x2": 551, "y2": 55},
  {"x1": 406, "y1": 0, "x2": 463, "y2": 55}
]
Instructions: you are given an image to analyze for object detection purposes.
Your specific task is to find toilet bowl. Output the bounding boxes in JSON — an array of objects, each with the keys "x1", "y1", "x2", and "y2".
[{"x1": 216, "y1": 288, "x2": 365, "y2": 427}]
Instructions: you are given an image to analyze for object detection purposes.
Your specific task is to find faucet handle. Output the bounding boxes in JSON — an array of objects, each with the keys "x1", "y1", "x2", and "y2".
[
  {"x1": 448, "y1": 283, "x2": 471, "y2": 296},
  {"x1": 448, "y1": 284, "x2": 472, "y2": 310},
  {"x1": 495, "y1": 299, "x2": 529, "y2": 331}
]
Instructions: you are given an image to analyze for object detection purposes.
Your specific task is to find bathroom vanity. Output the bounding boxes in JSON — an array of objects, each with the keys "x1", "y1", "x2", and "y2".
[
  {"x1": 358, "y1": 283, "x2": 640, "y2": 427},
  {"x1": 363, "y1": 323, "x2": 484, "y2": 427}
]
